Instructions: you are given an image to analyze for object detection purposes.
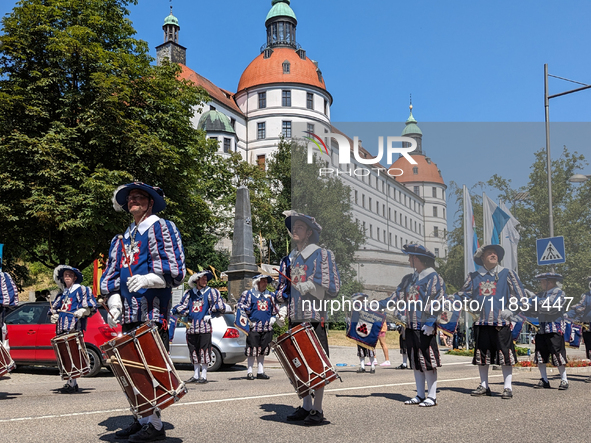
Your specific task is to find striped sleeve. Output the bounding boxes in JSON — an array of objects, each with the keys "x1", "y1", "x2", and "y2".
[
  {"x1": 101, "y1": 236, "x2": 121, "y2": 294},
  {"x1": 237, "y1": 291, "x2": 251, "y2": 315},
  {"x1": 275, "y1": 256, "x2": 291, "y2": 304},
  {"x1": 312, "y1": 248, "x2": 340, "y2": 295},
  {"x1": 209, "y1": 288, "x2": 226, "y2": 314},
  {"x1": 148, "y1": 219, "x2": 186, "y2": 287},
  {"x1": 172, "y1": 290, "x2": 191, "y2": 316},
  {"x1": 0, "y1": 272, "x2": 18, "y2": 307},
  {"x1": 507, "y1": 270, "x2": 526, "y2": 305},
  {"x1": 82, "y1": 286, "x2": 98, "y2": 313},
  {"x1": 455, "y1": 273, "x2": 475, "y2": 301}
]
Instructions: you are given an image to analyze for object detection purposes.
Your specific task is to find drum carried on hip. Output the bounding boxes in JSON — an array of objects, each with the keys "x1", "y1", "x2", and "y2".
[
  {"x1": 100, "y1": 322, "x2": 187, "y2": 418},
  {"x1": 0, "y1": 341, "x2": 16, "y2": 377},
  {"x1": 272, "y1": 322, "x2": 340, "y2": 398},
  {"x1": 51, "y1": 331, "x2": 91, "y2": 380}
]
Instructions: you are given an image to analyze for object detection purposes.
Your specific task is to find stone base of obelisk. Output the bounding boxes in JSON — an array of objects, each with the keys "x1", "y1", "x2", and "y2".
[{"x1": 225, "y1": 267, "x2": 259, "y2": 305}]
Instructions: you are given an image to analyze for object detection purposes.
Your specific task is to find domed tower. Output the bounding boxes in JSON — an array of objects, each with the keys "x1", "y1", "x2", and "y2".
[
  {"x1": 197, "y1": 110, "x2": 238, "y2": 157},
  {"x1": 389, "y1": 104, "x2": 448, "y2": 258},
  {"x1": 234, "y1": 0, "x2": 333, "y2": 164},
  {"x1": 156, "y1": 7, "x2": 187, "y2": 66}
]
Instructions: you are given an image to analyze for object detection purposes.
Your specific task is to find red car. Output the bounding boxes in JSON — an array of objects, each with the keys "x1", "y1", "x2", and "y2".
[{"x1": 4, "y1": 302, "x2": 121, "y2": 376}]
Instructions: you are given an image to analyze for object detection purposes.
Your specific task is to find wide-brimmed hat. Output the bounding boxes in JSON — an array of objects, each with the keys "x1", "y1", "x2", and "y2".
[
  {"x1": 53, "y1": 265, "x2": 83, "y2": 290},
  {"x1": 284, "y1": 210, "x2": 322, "y2": 244},
  {"x1": 535, "y1": 272, "x2": 563, "y2": 281},
  {"x1": 188, "y1": 270, "x2": 214, "y2": 288},
  {"x1": 401, "y1": 244, "x2": 436, "y2": 260},
  {"x1": 252, "y1": 274, "x2": 274, "y2": 288},
  {"x1": 351, "y1": 292, "x2": 369, "y2": 301},
  {"x1": 474, "y1": 244, "x2": 505, "y2": 266},
  {"x1": 112, "y1": 182, "x2": 166, "y2": 213}
]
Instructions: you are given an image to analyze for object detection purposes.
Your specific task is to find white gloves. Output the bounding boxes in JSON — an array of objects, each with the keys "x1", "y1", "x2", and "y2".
[
  {"x1": 500, "y1": 309, "x2": 514, "y2": 321},
  {"x1": 74, "y1": 307, "x2": 90, "y2": 319},
  {"x1": 276, "y1": 316, "x2": 286, "y2": 328},
  {"x1": 224, "y1": 304, "x2": 233, "y2": 313},
  {"x1": 295, "y1": 280, "x2": 316, "y2": 295},
  {"x1": 203, "y1": 315, "x2": 212, "y2": 322},
  {"x1": 421, "y1": 324, "x2": 435, "y2": 336},
  {"x1": 50, "y1": 313, "x2": 59, "y2": 323},
  {"x1": 270, "y1": 317, "x2": 277, "y2": 326},
  {"x1": 127, "y1": 273, "x2": 166, "y2": 293},
  {"x1": 107, "y1": 293, "x2": 123, "y2": 328}
]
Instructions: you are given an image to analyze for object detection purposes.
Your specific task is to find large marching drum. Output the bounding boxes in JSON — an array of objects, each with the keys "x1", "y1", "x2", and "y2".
[
  {"x1": 51, "y1": 331, "x2": 91, "y2": 379},
  {"x1": 101, "y1": 322, "x2": 187, "y2": 418},
  {"x1": 272, "y1": 322, "x2": 340, "y2": 398},
  {"x1": 0, "y1": 341, "x2": 15, "y2": 377}
]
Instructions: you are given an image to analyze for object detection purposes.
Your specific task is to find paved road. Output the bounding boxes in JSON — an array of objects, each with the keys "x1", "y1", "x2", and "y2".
[{"x1": 1, "y1": 347, "x2": 589, "y2": 442}]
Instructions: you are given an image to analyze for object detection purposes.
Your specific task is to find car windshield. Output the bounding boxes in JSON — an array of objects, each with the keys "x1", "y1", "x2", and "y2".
[{"x1": 222, "y1": 313, "x2": 235, "y2": 326}]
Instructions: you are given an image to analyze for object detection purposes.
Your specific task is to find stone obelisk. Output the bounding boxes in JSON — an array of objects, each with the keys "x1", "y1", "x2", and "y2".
[{"x1": 226, "y1": 186, "x2": 259, "y2": 303}]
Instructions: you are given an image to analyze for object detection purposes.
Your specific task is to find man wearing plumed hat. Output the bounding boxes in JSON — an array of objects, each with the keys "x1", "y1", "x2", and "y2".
[
  {"x1": 236, "y1": 274, "x2": 278, "y2": 380},
  {"x1": 171, "y1": 269, "x2": 231, "y2": 384},
  {"x1": 455, "y1": 244, "x2": 527, "y2": 399},
  {"x1": 101, "y1": 182, "x2": 186, "y2": 442},
  {"x1": 524, "y1": 272, "x2": 569, "y2": 390},
  {"x1": 275, "y1": 211, "x2": 340, "y2": 426},
  {"x1": 50, "y1": 265, "x2": 97, "y2": 393}
]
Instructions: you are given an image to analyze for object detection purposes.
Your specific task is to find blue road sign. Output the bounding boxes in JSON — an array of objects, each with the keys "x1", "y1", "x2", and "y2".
[{"x1": 536, "y1": 236, "x2": 566, "y2": 265}]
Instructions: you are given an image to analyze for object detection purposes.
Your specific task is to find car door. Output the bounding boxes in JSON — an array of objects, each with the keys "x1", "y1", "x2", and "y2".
[
  {"x1": 4, "y1": 303, "x2": 49, "y2": 362},
  {"x1": 34, "y1": 305, "x2": 58, "y2": 362}
]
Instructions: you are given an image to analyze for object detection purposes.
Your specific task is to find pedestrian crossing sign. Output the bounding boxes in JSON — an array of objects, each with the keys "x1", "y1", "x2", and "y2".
[{"x1": 536, "y1": 236, "x2": 566, "y2": 265}]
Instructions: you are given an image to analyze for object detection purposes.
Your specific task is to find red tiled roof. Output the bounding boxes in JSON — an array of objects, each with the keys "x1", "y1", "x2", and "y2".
[
  {"x1": 179, "y1": 64, "x2": 244, "y2": 117},
  {"x1": 390, "y1": 155, "x2": 445, "y2": 185}
]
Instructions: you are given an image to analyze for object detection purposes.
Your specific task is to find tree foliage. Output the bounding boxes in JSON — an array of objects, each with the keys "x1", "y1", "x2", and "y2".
[{"x1": 0, "y1": 0, "x2": 221, "y2": 280}]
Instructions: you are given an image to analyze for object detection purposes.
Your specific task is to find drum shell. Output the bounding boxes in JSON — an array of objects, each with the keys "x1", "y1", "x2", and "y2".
[
  {"x1": 51, "y1": 332, "x2": 90, "y2": 380},
  {"x1": 0, "y1": 341, "x2": 15, "y2": 377},
  {"x1": 101, "y1": 323, "x2": 187, "y2": 418},
  {"x1": 273, "y1": 323, "x2": 339, "y2": 398}
]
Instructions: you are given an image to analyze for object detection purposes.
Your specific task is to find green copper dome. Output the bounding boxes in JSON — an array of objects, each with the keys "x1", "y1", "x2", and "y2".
[
  {"x1": 164, "y1": 11, "x2": 179, "y2": 27},
  {"x1": 266, "y1": 0, "x2": 297, "y2": 23},
  {"x1": 198, "y1": 110, "x2": 236, "y2": 134},
  {"x1": 402, "y1": 106, "x2": 422, "y2": 136}
]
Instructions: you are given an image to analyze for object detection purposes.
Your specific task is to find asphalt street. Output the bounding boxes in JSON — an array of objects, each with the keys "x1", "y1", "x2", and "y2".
[{"x1": 1, "y1": 346, "x2": 590, "y2": 443}]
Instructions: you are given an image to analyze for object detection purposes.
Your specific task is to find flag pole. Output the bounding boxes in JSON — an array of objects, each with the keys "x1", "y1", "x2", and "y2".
[{"x1": 463, "y1": 185, "x2": 470, "y2": 350}]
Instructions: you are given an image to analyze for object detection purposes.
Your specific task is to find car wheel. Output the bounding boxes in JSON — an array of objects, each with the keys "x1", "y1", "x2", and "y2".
[
  {"x1": 207, "y1": 347, "x2": 222, "y2": 372},
  {"x1": 84, "y1": 347, "x2": 102, "y2": 377}
]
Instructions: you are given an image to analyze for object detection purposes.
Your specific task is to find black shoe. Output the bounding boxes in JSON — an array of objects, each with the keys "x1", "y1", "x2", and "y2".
[
  {"x1": 303, "y1": 409, "x2": 325, "y2": 426},
  {"x1": 356, "y1": 367, "x2": 366, "y2": 373},
  {"x1": 115, "y1": 420, "x2": 142, "y2": 439},
  {"x1": 185, "y1": 376, "x2": 199, "y2": 383},
  {"x1": 369, "y1": 367, "x2": 376, "y2": 374},
  {"x1": 198, "y1": 378, "x2": 208, "y2": 384},
  {"x1": 286, "y1": 406, "x2": 310, "y2": 421},
  {"x1": 257, "y1": 373, "x2": 270, "y2": 380},
  {"x1": 558, "y1": 380, "x2": 569, "y2": 390},
  {"x1": 585, "y1": 376, "x2": 591, "y2": 383},
  {"x1": 395, "y1": 363, "x2": 407, "y2": 370},
  {"x1": 534, "y1": 379, "x2": 551, "y2": 389},
  {"x1": 471, "y1": 385, "x2": 492, "y2": 396},
  {"x1": 246, "y1": 373, "x2": 255, "y2": 380},
  {"x1": 128, "y1": 423, "x2": 166, "y2": 442},
  {"x1": 501, "y1": 388, "x2": 513, "y2": 399},
  {"x1": 59, "y1": 384, "x2": 78, "y2": 394}
]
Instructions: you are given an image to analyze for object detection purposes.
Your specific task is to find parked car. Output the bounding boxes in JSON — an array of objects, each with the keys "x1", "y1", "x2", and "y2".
[
  {"x1": 169, "y1": 313, "x2": 247, "y2": 371},
  {"x1": 4, "y1": 302, "x2": 121, "y2": 376}
]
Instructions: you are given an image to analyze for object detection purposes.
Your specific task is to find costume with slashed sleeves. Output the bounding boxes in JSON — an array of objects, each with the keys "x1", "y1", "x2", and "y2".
[
  {"x1": 566, "y1": 288, "x2": 591, "y2": 359},
  {"x1": 172, "y1": 286, "x2": 228, "y2": 364},
  {"x1": 50, "y1": 284, "x2": 97, "y2": 334},
  {"x1": 237, "y1": 287, "x2": 278, "y2": 356},
  {"x1": 0, "y1": 272, "x2": 18, "y2": 329},
  {"x1": 100, "y1": 214, "x2": 186, "y2": 348},
  {"x1": 455, "y1": 265, "x2": 526, "y2": 366}
]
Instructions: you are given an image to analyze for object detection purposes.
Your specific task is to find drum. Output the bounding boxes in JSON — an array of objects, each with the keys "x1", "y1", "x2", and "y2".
[
  {"x1": 0, "y1": 341, "x2": 15, "y2": 377},
  {"x1": 272, "y1": 322, "x2": 340, "y2": 398},
  {"x1": 51, "y1": 331, "x2": 91, "y2": 380},
  {"x1": 100, "y1": 322, "x2": 187, "y2": 418}
]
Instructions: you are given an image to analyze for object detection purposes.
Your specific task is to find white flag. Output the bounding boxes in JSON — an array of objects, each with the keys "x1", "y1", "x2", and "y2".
[
  {"x1": 463, "y1": 186, "x2": 479, "y2": 276},
  {"x1": 500, "y1": 201, "x2": 520, "y2": 272}
]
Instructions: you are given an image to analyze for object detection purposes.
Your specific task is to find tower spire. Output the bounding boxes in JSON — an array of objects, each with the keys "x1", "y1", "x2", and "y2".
[{"x1": 155, "y1": 4, "x2": 186, "y2": 66}]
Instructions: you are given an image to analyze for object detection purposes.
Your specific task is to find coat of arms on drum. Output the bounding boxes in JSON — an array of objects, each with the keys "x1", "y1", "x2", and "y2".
[{"x1": 479, "y1": 281, "x2": 496, "y2": 296}]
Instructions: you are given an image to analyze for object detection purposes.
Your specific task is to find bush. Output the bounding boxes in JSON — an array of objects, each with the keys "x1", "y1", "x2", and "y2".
[{"x1": 446, "y1": 349, "x2": 474, "y2": 357}]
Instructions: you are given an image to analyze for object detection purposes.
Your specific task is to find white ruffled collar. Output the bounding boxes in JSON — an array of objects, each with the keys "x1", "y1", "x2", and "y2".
[{"x1": 124, "y1": 214, "x2": 160, "y2": 238}]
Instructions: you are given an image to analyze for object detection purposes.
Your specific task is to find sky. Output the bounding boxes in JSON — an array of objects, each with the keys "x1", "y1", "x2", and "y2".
[{"x1": 2, "y1": 0, "x2": 590, "y2": 227}]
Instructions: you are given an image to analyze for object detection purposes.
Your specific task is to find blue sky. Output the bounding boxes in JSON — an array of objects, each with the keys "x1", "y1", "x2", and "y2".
[{"x1": 2, "y1": 0, "x2": 590, "y2": 226}]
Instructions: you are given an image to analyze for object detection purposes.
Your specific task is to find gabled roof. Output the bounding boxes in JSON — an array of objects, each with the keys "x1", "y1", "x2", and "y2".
[{"x1": 179, "y1": 64, "x2": 244, "y2": 117}]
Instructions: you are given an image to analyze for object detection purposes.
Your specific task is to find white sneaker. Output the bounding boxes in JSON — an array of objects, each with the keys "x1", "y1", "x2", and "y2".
[{"x1": 379, "y1": 361, "x2": 391, "y2": 366}]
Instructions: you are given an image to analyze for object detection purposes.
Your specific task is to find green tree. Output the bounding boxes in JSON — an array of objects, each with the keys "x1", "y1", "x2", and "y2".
[{"x1": 0, "y1": 0, "x2": 220, "y2": 279}]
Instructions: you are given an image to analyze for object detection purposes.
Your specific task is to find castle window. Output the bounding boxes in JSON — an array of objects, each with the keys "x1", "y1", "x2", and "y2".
[
  {"x1": 223, "y1": 138, "x2": 231, "y2": 153},
  {"x1": 307, "y1": 92, "x2": 314, "y2": 110},
  {"x1": 257, "y1": 155, "x2": 266, "y2": 170},
  {"x1": 413, "y1": 167, "x2": 418, "y2": 174},
  {"x1": 434, "y1": 226, "x2": 439, "y2": 237},
  {"x1": 414, "y1": 186, "x2": 420, "y2": 195},
  {"x1": 282, "y1": 121, "x2": 292, "y2": 138},
  {"x1": 258, "y1": 92, "x2": 266, "y2": 109},
  {"x1": 282, "y1": 90, "x2": 291, "y2": 107},
  {"x1": 283, "y1": 60, "x2": 290, "y2": 74},
  {"x1": 432, "y1": 187, "x2": 437, "y2": 198},
  {"x1": 307, "y1": 123, "x2": 315, "y2": 135},
  {"x1": 257, "y1": 122, "x2": 266, "y2": 140}
]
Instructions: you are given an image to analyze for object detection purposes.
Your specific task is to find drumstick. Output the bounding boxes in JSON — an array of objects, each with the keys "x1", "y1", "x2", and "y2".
[
  {"x1": 97, "y1": 297, "x2": 117, "y2": 321},
  {"x1": 107, "y1": 358, "x2": 169, "y2": 373},
  {"x1": 274, "y1": 268, "x2": 291, "y2": 282},
  {"x1": 118, "y1": 235, "x2": 133, "y2": 277}
]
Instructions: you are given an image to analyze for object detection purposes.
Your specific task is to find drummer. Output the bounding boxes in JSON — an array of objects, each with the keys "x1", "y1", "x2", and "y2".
[
  {"x1": 236, "y1": 274, "x2": 278, "y2": 380},
  {"x1": 276, "y1": 211, "x2": 340, "y2": 426},
  {"x1": 0, "y1": 271, "x2": 18, "y2": 333},
  {"x1": 172, "y1": 269, "x2": 231, "y2": 384},
  {"x1": 50, "y1": 265, "x2": 97, "y2": 393},
  {"x1": 101, "y1": 182, "x2": 186, "y2": 442}
]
